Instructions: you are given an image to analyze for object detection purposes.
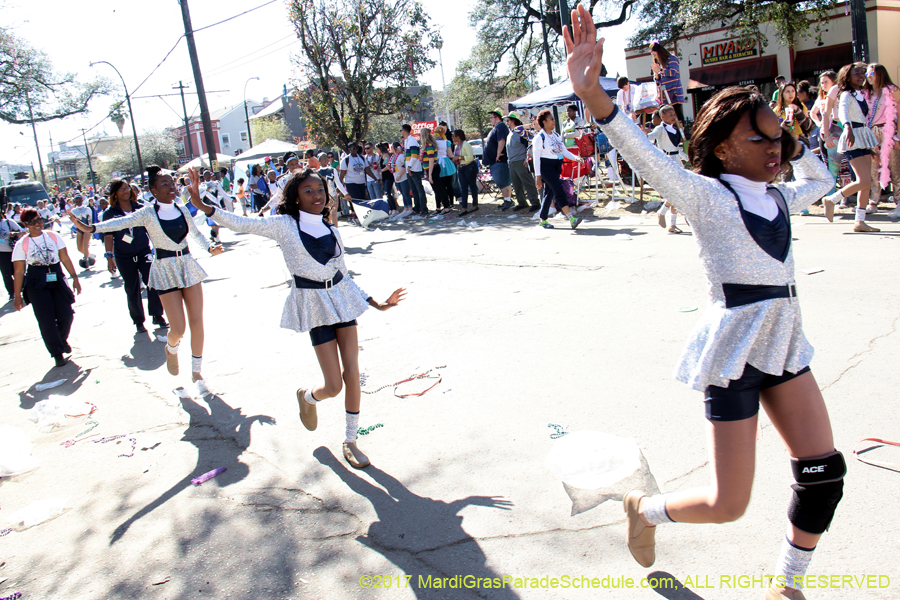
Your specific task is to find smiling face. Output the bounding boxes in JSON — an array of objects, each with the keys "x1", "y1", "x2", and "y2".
[
  {"x1": 715, "y1": 106, "x2": 784, "y2": 183},
  {"x1": 296, "y1": 175, "x2": 327, "y2": 215},
  {"x1": 151, "y1": 174, "x2": 178, "y2": 203},
  {"x1": 114, "y1": 184, "x2": 132, "y2": 204}
]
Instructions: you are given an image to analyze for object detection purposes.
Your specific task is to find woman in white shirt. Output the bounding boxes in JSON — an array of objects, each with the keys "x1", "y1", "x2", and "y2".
[
  {"x1": 12, "y1": 207, "x2": 82, "y2": 367},
  {"x1": 533, "y1": 109, "x2": 584, "y2": 230}
]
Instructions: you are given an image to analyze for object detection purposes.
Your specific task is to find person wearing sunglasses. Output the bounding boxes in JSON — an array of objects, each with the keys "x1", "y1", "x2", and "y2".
[{"x1": 12, "y1": 208, "x2": 82, "y2": 367}]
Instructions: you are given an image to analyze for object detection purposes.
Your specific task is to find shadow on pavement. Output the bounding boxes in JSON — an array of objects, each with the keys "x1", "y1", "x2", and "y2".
[
  {"x1": 109, "y1": 391, "x2": 275, "y2": 545},
  {"x1": 314, "y1": 446, "x2": 519, "y2": 599},
  {"x1": 647, "y1": 571, "x2": 708, "y2": 599},
  {"x1": 121, "y1": 332, "x2": 166, "y2": 371},
  {"x1": 18, "y1": 361, "x2": 93, "y2": 410}
]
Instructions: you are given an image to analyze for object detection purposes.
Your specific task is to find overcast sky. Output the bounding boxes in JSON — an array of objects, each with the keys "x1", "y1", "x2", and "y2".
[{"x1": 2, "y1": 0, "x2": 634, "y2": 169}]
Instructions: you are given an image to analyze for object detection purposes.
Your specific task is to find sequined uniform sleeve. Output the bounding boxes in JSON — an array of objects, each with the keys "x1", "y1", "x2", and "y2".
[
  {"x1": 92, "y1": 205, "x2": 152, "y2": 233},
  {"x1": 776, "y1": 146, "x2": 834, "y2": 212},
  {"x1": 208, "y1": 208, "x2": 282, "y2": 241},
  {"x1": 597, "y1": 107, "x2": 718, "y2": 219},
  {"x1": 837, "y1": 91, "x2": 852, "y2": 126}
]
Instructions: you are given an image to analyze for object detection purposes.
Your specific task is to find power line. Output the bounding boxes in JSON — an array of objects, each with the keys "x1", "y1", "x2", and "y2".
[
  {"x1": 201, "y1": 34, "x2": 294, "y2": 77},
  {"x1": 190, "y1": 0, "x2": 279, "y2": 34},
  {"x1": 204, "y1": 39, "x2": 301, "y2": 79},
  {"x1": 60, "y1": 0, "x2": 283, "y2": 149}
]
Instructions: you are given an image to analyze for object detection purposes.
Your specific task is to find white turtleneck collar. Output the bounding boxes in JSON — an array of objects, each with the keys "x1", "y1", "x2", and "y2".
[
  {"x1": 298, "y1": 210, "x2": 331, "y2": 238},
  {"x1": 720, "y1": 173, "x2": 779, "y2": 221}
]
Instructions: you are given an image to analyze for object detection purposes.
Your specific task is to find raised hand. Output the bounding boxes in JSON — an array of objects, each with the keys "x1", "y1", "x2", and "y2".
[
  {"x1": 383, "y1": 287, "x2": 407, "y2": 309},
  {"x1": 563, "y1": 5, "x2": 605, "y2": 101},
  {"x1": 186, "y1": 167, "x2": 212, "y2": 215}
]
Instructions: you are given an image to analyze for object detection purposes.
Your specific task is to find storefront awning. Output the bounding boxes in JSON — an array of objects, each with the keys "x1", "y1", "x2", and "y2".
[
  {"x1": 792, "y1": 43, "x2": 853, "y2": 78},
  {"x1": 687, "y1": 56, "x2": 777, "y2": 92}
]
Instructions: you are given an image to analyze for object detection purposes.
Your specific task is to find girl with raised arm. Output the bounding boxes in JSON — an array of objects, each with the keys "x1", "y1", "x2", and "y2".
[
  {"x1": 68, "y1": 166, "x2": 222, "y2": 386},
  {"x1": 565, "y1": 8, "x2": 840, "y2": 600},
  {"x1": 186, "y1": 167, "x2": 405, "y2": 469}
]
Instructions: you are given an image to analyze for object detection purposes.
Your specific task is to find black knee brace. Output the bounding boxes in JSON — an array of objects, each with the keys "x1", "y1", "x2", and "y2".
[{"x1": 787, "y1": 451, "x2": 846, "y2": 534}]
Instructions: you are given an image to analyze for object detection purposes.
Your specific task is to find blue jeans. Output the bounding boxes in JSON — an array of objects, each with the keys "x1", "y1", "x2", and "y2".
[
  {"x1": 366, "y1": 180, "x2": 383, "y2": 200},
  {"x1": 407, "y1": 170, "x2": 426, "y2": 212},
  {"x1": 396, "y1": 179, "x2": 412, "y2": 208},
  {"x1": 457, "y1": 162, "x2": 478, "y2": 209}
]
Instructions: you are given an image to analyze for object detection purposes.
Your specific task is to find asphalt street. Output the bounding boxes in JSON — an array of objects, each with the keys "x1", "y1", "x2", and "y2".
[{"x1": 1, "y1": 202, "x2": 898, "y2": 600}]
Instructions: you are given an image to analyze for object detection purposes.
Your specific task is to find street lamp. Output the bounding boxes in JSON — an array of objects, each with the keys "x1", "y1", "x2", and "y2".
[
  {"x1": 435, "y1": 39, "x2": 448, "y2": 125},
  {"x1": 244, "y1": 77, "x2": 260, "y2": 149},
  {"x1": 90, "y1": 60, "x2": 145, "y2": 184}
]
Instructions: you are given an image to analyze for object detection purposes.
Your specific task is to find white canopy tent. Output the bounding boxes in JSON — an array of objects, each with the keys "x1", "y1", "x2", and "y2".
[
  {"x1": 232, "y1": 139, "x2": 301, "y2": 187},
  {"x1": 175, "y1": 153, "x2": 235, "y2": 174}
]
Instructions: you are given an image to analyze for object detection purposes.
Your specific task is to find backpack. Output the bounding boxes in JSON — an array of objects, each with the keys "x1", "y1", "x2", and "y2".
[{"x1": 22, "y1": 231, "x2": 62, "y2": 256}]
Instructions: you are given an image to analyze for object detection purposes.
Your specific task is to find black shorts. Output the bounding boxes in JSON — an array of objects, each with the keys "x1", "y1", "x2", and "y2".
[
  {"x1": 704, "y1": 363, "x2": 811, "y2": 421},
  {"x1": 156, "y1": 286, "x2": 184, "y2": 296},
  {"x1": 309, "y1": 320, "x2": 357, "y2": 346},
  {"x1": 844, "y1": 148, "x2": 872, "y2": 160}
]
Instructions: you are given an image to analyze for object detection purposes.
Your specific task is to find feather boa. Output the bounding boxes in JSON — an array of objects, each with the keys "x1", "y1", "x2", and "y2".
[{"x1": 878, "y1": 86, "x2": 898, "y2": 189}]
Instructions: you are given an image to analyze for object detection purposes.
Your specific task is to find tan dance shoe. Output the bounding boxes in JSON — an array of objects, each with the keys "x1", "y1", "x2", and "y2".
[
  {"x1": 623, "y1": 490, "x2": 656, "y2": 567},
  {"x1": 667, "y1": 225, "x2": 683, "y2": 234},
  {"x1": 853, "y1": 221, "x2": 880, "y2": 232},
  {"x1": 165, "y1": 347, "x2": 179, "y2": 376},
  {"x1": 296, "y1": 388, "x2": 317, "y2": 431},
  {"x1": 342, "y1": 442, "x2": 370, "y2": 469}
]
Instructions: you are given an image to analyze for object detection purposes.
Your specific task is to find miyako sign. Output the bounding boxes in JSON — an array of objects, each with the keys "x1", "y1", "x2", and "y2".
[{"x1": 701, "y1": 38, "x2": 758, "y2": 65}]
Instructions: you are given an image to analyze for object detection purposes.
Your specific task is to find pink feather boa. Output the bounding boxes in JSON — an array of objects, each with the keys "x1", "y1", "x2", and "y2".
[{"x1": 877, "y1": 86, "x2": 898, "y2": 189}]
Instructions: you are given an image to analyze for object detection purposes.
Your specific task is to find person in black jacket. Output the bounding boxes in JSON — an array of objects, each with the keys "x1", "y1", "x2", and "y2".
[{"x1": 103, "y1": 179, "x2": 168, "y2": 333}]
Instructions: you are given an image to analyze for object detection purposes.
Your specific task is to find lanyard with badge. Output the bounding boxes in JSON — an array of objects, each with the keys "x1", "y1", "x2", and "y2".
[{"x1": 32, "y1": 233, "x2": 59, "y2": 281}]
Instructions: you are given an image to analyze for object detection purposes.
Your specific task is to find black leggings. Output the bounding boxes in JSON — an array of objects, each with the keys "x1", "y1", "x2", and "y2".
[
  {"x1": 539, "y1": 158, "x2": 567, "y2": 220},
  {"x1": 0, "y1": 251, "x2": 13, "y2": 298},
  {"x1": 382, "y1": 176, "x2": 397, "y2": 211},
  {"x1": 432, "y1": 164, "x2": 452, "y2": 209}
]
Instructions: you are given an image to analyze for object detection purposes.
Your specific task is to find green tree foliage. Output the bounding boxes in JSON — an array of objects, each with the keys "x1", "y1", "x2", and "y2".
[
  {"x1": 288, "y1": 0, "x2": 439, "y2": 149},
  {"x1": 96, "y1": 130, "x2": 177, "y2": 183},
  {"x1": 0, "y1": 28, "x2": 111, "y2": 124},
  {"x1": 365, "y1": 114, "x2": 403, "y2": 144},
  {"x1": 466, "y1": 0, "x2": 628, "y2": 87},
  {"x1": 250, "y1": 115, "x2": 294, "y2": 144},
  {"x1": 631, "y1": 0, "x2": 838, "y2": 49}
]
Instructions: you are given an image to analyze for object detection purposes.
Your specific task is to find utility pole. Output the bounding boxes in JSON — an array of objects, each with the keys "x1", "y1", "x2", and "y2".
[
  {"x1": 49, "y1": 133, "x2": 59, "y2": 188},
  {"x1": 849, "y1": 0, "x2": 869, "y2": 62},
  {"x1": 81, "y1": 129, "x2": 97, "y2": 192},
  {"x1": 25, "y1": 91, "x2": 46, "y2": 186},
  {"x1": 173, "y1": 81, "x2": 195, "y2": 161},
  {"x1": 179, "y1": 0, "x2": 218, "y2": 171},
  {"x1": 538, "y1": 0, "x2": 554, "y2": 85}
]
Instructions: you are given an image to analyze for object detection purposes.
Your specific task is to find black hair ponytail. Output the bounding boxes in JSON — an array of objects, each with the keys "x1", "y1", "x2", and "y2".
[{"x1": 147, "y1": 165, "x2": 163, "y2": 190}]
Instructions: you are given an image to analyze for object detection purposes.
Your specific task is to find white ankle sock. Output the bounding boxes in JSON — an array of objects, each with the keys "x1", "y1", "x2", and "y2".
[
  {"x1": 166, "y1": 341, "x2": 179, "y2": 355},
  {"x1": 191, "y1": 355, "x2": 202, "y2": 373},
  {"x1": 774, "y1": 537, "x2": 815, "y2": 590},
  {"x1": 345, "y1": 411, "x2": 359, "y2": 444},
  {"x1": 304, "y1": 389, "x2": 319, "y2": 405},
  {"x1": 855, "y1": 208, "x2": 867, "y2": 222},
  {"x1": 668, "y1": 212, "x2": 678, "y2": 227},
  {"x1": 658, "y1": 205, "x2": 670, "y2": 216},
  {"x1": 641, "y1": 494, "x2": 674, "y2": 525}
]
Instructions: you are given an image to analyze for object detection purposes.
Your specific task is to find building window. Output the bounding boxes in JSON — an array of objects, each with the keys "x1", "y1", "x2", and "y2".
[
  {"x1": 240, "y1": 131, "x2": 248, "y2": 142},
  {"x1": 222, "y1": 133, "x2": 231, "y2": 147}
]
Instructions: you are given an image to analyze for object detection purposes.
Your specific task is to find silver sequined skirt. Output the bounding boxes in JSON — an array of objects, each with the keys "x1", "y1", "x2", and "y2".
[
  {"x1": 148, "y1": 255, "x2": 208, "y2": 291},
  {"x1": 675, "y1": 299, "x2": 814, "y2": 391},
  {"x1": 280, "y1": 279, "x2": 370, "y2": 333}
]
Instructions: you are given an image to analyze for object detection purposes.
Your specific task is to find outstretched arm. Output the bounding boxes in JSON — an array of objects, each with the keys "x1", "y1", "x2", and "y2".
[
  {"x1": 563, "y1": 7, "x2": 715, "y2": 217},
  {"x1": 187, "y1": 167, "x2": 281, "y2": 240},
  {"x1": 367, "y1": 287, "x2": 406, "y2": 311}
]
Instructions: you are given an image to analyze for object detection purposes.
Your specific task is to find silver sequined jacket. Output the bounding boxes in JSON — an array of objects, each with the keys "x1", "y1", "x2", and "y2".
[
  {"x1": 208, "y1": 210, "x2": 371, "y2": 332},
  {"x1": 92, "y1": 202, "x2": 212, "y2": 291},
  {"x1": 599, "y1": 107, "x2": 833, "y2": 390}
]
